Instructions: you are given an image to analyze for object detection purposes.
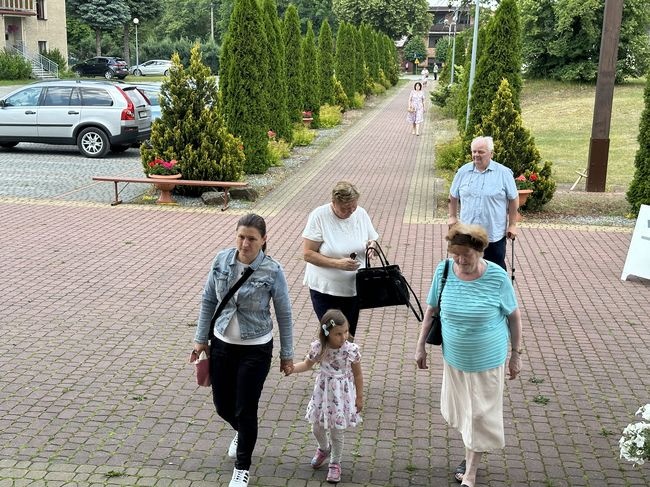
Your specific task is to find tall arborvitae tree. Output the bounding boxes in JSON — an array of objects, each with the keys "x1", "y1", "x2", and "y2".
[
  {"x1": 352, "y1": 25, "x2": 364, "y2": 95},
  {"x1": 317, "y1": 19, "x2": 336, "y2": 106},
  {"x1": 384, "y1": 33, "x2": 399, "y2": 86},
  {"x1": 626, "y1": 74, "x2": 650, "y2": 216},
  {"x1": 284, "y1": 4, "x2": 303, "y2": 123},
  {"x1": 361, "y1": 23, "x2": 379, "y2": 82},
  {"x1": 466, "y1": 0, "x2": 522, "y2": 139},
  {"x1": 477, "y1": 79, "x2": 555, "y2": 211},
  {"x1": 301, "y1": 21, "x2": 321, "y2": 126},
  {"x1": 262, "y1": 0, "x2": 291, "y2": 142},
  {"x1": 141, "y1": 45, "x2": 244, "y2": 185},
  {"x1": 336, "y1": 22, "x2": 356, "y2": 100},
  {"x1": 220, "y1": 0, "x2": 270, "y2": 173}
]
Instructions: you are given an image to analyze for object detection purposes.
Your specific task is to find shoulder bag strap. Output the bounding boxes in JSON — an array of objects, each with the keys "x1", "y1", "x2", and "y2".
[
  {"x1": 208, "y1": 265, "x2": 255, "y2": 341},
  {"x1": 436, "y1": 259, "x2": 450, "y2": 310},
  {"x1": 367, "y1": 241, "x2": 424, "y2": 322}
]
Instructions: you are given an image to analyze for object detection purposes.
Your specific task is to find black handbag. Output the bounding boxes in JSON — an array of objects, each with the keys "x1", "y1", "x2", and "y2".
[
  {"x1": 356, "y1": 242, "x2": 424, "y2": 321},
  {"x1": 426, "y1": 259, "x2": 450, "y2": 345}
]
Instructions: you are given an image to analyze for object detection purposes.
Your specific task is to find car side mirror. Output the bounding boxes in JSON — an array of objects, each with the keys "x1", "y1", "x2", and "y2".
[{"x1": 0, "y1": 100, "x2": 5, "y2": 108}]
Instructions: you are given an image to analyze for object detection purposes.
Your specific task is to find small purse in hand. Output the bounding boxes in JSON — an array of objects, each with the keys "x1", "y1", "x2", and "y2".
[
  {"x1": 426, "y1": 259, "x2": 449, "y2": 346},
  {"x1": 190, "y1": 350, "x2": 211, "y2": 387}
]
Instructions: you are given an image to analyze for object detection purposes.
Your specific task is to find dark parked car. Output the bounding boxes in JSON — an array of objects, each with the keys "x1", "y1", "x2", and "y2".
[{"x1": 73, "y1": 57, "x2": 129, "y2": 80}]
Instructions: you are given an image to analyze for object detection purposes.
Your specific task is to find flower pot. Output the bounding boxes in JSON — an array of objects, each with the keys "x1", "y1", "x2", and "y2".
[
  {"x1": 302, "y1": 117, "x2": 313, "y2": 127},
  {"x1": 516, "y1": 189, "x2": 533, "y2": 222},
  {"x1": 148, "y1": 173, "x2": 182, "y2": 204}
]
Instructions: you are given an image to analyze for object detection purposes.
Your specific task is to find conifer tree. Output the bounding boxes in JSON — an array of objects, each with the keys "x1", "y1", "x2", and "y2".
[
  {"x1": 262, "y1": 0, "x2": 291, "y2": 142},
  {"x1": 284, "y1": 4, "x2": 303, "y2": 123},
  {"x1": 385, "y1": 34, "x2": 399, "y2": 86},
  {"x1": 141, "y1": 45, "x2": 244, "y2": 185},
  {"x1": 220, "y1": 0, "x2": 270, "y2": 173},
  {"x1": 467, "y1": 0, "x2": 522, "y2": 138},
  {"x1": 626, "y1": 74, "x2": 650, "y2": 216},
  {"x1": 353, "y1": 25, "x2": 365, "y2": 95},
  {"x1": 335, "y1": 22, "x2": 356, "y2": 100},
  {"x1": 361, "y1": 23, "x2": 379, "y2": 82},
  {"x1": 477, "y1": 79, "x2": 555, "y2": 210},
  {"x1": 317, "y1": 19, "x2": 336, "y2": 106},
  {"x1": 302, "y1": 21, "x2": 321, "y2": 126}
]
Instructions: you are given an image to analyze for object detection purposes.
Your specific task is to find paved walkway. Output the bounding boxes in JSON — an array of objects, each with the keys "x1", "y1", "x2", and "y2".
[{"x1": 1, "y1": 79, "x2": 649, "y2": 487}]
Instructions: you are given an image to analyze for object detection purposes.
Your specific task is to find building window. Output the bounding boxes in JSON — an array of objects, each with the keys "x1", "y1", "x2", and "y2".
[
  {"x1": 428, "y1": 35, "x2": 437, "y2": 48},
  {"x1": 38, "y1": 41, "x2": 47, "y2": 54},
  {"x1": 37, "y1": 0, "x2": 46, "y2": 20}
]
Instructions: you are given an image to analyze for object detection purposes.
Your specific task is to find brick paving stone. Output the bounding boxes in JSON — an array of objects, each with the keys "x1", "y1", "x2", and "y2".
[{"x1": 1, "y1": 77, "x2": 649, "y2": 486}]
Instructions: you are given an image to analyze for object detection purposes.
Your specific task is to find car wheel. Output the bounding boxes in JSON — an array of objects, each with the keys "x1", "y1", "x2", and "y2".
[
  {"x1": 0, "y1": 142, "x2": 18, "y2": 148},
  {"x1": 134, "y1": 69, "x2": 142, "y2": 76},
  {"x1": 78, "y1": 127, "x2": 109, "y2": 158},
  {"x1": 110, "y1": 144, "x2": 130, "y2": 153},
  {"x1": 104, "y1": 69, "x2": 114, "y2": 80},
  {"x1": 163, "y1": 69, "x2": 169, "y2": 76}
]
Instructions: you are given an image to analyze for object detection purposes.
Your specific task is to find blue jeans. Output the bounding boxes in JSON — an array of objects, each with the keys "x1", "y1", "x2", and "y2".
[
  {"x1": 309, "y1": 289, "x2": 360, "y2": 337},
  {"x1": 210, "y1": 338, "x2": 273, "y2": 470},
  {"x1": 484, "y1": 236, "x2": 507, "y2": 271}
]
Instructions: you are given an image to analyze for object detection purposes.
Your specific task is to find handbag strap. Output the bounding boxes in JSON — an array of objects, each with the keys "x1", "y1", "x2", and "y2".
[
  {"x1": 365, "y1": 242, "x2": 425, "y2": 322},
  {"x1": 208, "y1": 265, "x2": 255, "y2": 341},
  {"x1": 436, "y1": 259, "x2": 450, "y2": 310}
]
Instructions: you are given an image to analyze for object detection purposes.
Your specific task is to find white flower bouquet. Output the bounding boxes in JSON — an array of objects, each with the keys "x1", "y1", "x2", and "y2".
[{"x1": 620, "y1": 404, "x2": 650, "y2": 466}]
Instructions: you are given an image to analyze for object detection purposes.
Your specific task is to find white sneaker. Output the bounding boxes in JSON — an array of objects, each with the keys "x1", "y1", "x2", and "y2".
[
  {"x1": 228, "y1": 432, "x2": 238, "y2": 459},
  {"x1": 229, "y1": 467, "x2": 249, "y2": 487}
]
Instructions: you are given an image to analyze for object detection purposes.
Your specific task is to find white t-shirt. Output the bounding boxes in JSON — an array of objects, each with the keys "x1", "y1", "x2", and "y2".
[{"x1": 302, "y1": 203, "x2": 379, "y2": 296}]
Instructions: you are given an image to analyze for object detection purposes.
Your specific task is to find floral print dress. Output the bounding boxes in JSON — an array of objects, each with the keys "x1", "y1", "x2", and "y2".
[
  {"x1": 305, "y1": 340, "x2": 362, "y2": 429},
  {"x1": 406, "y1": 89, "x2": 425, "y2": 124}
]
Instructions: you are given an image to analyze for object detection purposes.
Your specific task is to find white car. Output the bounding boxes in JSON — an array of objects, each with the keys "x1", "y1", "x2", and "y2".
[
  {"x1": 0, "y1": 80, "x2": 152, "y2": 158},
  {"x1": 129, "y1": 60, "x2": 173, "y2": 76}
]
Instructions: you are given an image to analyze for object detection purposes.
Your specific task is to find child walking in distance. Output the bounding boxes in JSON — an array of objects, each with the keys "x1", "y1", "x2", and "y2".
[{"x1": 286, "y1": 309, "x2": 363, "y2": 484}]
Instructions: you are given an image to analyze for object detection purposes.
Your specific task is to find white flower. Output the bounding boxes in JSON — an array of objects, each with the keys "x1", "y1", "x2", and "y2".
[
  {"x1": 620, "y1": 406, "x2": 650, "y2": 467},
  {"x1": 637, "y1": 404, "x2": 650, "y2": 421}
]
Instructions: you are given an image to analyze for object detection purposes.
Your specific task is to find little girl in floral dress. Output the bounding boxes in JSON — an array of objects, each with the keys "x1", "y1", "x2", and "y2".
[{"x1": 286, "y1": 309, "x2": 364, "y2": 484}]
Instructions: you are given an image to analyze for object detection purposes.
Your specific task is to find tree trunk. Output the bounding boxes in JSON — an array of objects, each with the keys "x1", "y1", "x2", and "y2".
[
  {"x1": 95, "y1": 29, "x2": 102, "y2": 56},
  {"x1": 123, "y1": 24, "x2": 131, "y2": 66}
]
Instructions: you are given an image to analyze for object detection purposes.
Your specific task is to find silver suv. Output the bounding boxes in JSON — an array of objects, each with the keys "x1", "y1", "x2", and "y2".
[{"x1": 0, "y1": 80, "x2": 151, "y2": 158}]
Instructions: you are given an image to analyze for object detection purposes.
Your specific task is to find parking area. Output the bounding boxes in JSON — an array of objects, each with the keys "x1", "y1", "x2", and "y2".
[{"x1": 0, "y1": 143, "x2": 146, "y2": 203}]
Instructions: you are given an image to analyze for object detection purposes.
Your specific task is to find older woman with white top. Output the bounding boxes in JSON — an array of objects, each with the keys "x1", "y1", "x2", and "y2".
[{"x1": 302, "y1": 181, "x2": 379, "y2": 341}]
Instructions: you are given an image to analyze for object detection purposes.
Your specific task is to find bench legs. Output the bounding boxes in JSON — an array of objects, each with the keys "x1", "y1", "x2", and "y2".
[{"x1": 110, "y1": 181, "x2": 123, "y2": 206}]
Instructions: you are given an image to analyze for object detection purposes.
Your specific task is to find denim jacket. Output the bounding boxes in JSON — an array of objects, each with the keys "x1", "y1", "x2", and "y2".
[{"x1": 194, "y1": 248, "x2": 294, "y2": 359}]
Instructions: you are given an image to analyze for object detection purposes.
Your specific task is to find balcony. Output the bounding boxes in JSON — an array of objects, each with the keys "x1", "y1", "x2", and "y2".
[{"x1": 0, "y1": 0, "x2": 36, "y2": 15}]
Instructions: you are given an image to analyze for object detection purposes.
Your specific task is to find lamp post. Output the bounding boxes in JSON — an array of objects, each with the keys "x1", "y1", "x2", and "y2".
[
  {"x1": 450, "y1": 18, "x2": 457, "y2": 84},
  {"x1": 133, "y1": 18, "x2": 140, "y2": 68},
  {"x1": 210, "y1": 3, "x2": 215, "y2": 41}
]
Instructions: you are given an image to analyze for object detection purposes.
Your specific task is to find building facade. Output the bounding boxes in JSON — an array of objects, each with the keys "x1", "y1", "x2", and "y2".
[
  {"x1": 425, "y1": 0, "x2": 471, "y2": 69},
  {"x1": 1, "y1": 0, "x2": 68, "y2": 67}
]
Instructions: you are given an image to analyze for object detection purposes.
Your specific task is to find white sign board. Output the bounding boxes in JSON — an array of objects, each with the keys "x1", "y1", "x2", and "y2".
[{"x1": 621, "y1": 204, "x2": 650, "y2": 281}]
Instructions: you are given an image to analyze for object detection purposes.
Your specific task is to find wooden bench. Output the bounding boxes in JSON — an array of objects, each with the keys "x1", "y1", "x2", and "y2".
[{"x1": 91, "y1": 176, "x2": 248, "y2": 210}]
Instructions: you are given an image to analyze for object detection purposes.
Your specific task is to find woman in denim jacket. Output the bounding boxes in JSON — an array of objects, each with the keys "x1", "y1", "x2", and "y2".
[{"x1": 193, "y1": 213, "x2": 294, "y2": 487}]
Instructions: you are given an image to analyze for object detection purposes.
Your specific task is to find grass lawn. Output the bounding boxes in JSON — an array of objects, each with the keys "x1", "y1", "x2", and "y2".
[{"x1": 521, "y1": 78, "x2": 644, "y2": 191}]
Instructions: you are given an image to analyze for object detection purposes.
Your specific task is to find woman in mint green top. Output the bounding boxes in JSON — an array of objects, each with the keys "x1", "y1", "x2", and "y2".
[{"x1": 415, "y1": 223, "x2": 522, "y2": 487}]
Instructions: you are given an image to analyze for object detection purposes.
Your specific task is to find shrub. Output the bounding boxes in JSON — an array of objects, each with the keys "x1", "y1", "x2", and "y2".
[
  {"x1": 430, "y1": 84, "x2": 452, "y2": 108},
  {"x1": 141, "y1": 45, "x2": 244, "y2": 193},
  {"x1": 370, "y1": 82, "x2": 386, "y2": 96},
  {"x1": 43, "y1": 48, "x2": 67, "y2": 71},
  {"x1": 333, "y1": 77, "x2": 349, "y2": 111},
  {"x1": 292, "y1": 124, "x2": 316, "y2": 146},
  {"x1": 378, "y1": 68, "x2": 391, "y2": 89},
  {"x1": 319, "y1": 104, "x2": 343, "y2": 128},
  {"x1": 0, "y1": 49, "x2": 32, "y2": 79},
  {"x1": 436, "y1": 137, "x2": 464, "y2": 172},
  {"x1": 267, "y1": 138, "x2": 291, "y2": 166},
  {"x1": 350, "y1": 92, "x2": 365, "y2": 109}
]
